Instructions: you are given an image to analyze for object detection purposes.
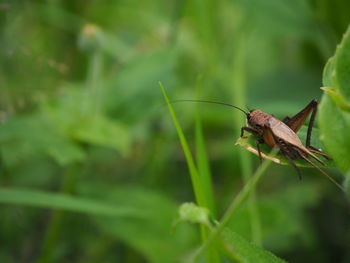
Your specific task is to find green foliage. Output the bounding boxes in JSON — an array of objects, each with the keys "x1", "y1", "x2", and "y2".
[
  {"x1": 0, "y1": 115, "x2": 85, "y2": 166},
  {"x1": 174, "y1": 201, "x2": 287, "y2": 263},
  {"x1": 319, "y1": 25, "x2": 350, "y2": 175},
  {"x1": 228, "y1": 183, "x2": 322, "y2": 251},
  {"x1": 1, "y1": 1, "x2": 350, "y2": 263},
  {"x1": 222, "y1": 229, "x2": 287, "y2": 263},
  {"x1": 334, "y1": 27, "x2": 350, "y2": 102},
  {"x1": 81, "y1": 185, "x2": 195, "y2": 263}
]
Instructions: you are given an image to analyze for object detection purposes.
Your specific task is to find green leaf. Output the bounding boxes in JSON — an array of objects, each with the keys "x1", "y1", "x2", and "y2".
[
  {"x1": 323, "y1": 57, "x2": 336, "y2": 87},
  {"x1": 335, "y1": 25, "x2": 350, "y2": 103},
  {"x1": 41, "y1": 87, "x2": 131, "y2": 155},
  {"x1": 0, "y1": 188, "x2": 142, "y2": 217},
  {"x1": 0, "y1": 116, "x2": 85, "y2": 166},
  {"x1": 72, "y1": 116, "x2": 130, "y2": 155},
  {"x1": 222, "y1": 228, "x2": 287, "y2": 263},
  {"x1": 318, "y1": 94, "x2": 350, "y2": 173},
  {"x1": 319, "y1": 24, "x2": 350, "y2": 174}
]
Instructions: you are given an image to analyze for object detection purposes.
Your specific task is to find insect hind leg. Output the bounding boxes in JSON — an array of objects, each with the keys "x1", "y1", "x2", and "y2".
[
  {"x1": 272, "y1": 134, "x2": 303, "y2": 180},
  {"x1": 283, "y1": 100, "x2": 331, "y2": 160},
  {"x1": 306, "y1": 145, "x2": 332, "y2": 160},
  {"x1": 283, "y1": 152, "x2": 302, "y2": 180},
  {"x1": 277, "y1": 142, "x2": 302, "y2": 180},
  {"x1": 302, "y1": 101, "x2": 332, "y2": 159}
]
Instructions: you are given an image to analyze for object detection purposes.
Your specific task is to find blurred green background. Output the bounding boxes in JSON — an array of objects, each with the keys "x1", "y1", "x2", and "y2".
[{"x1": 1, "y1": 1, "x2": 350, "y2": 263}]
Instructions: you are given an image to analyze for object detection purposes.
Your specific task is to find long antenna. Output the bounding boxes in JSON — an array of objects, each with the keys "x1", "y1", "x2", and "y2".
[{"x1": 169, "y1": 99, "x2": 249, "y2": 115}]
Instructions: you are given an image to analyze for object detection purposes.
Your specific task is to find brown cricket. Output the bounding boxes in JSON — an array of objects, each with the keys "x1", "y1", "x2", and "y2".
[{"x1": 171, "y1": 99, "x2": 342, "y2": 190}]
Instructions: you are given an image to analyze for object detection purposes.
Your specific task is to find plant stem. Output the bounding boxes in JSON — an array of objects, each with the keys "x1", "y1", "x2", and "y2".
[{"x1": 187, "y1": 147, "x2": 278, "y2": 262}]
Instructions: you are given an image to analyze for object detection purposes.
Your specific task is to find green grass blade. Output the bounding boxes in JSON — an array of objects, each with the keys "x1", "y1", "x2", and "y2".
[
  {"x1": 159, "y1": 82, "x2": 205, "y2": 206},
  {"x1": 160, "y1": 82, "x2": 221, "y2": 263},
  {"x1": 195, "y1": 116, "x2": 216, "y2": 216},
  {"x1": 0, "y1": 188, "x2": 143, "y2": 217}
]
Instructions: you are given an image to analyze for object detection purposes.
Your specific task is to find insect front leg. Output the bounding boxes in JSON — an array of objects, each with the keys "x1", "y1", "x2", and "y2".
[
  {"x1": 256, "y1": 138, "x2": 264, "y2": 164},
  {"x1": 240, "y1": 126, "x2": 259, "y2": 138},
  {"x1": 241, "y1": 127, "x2": 264, "y2": 163}
]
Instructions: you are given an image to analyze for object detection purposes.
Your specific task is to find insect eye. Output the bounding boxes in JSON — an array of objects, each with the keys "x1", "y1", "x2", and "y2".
[{"x1": 255, "y1": 124, "x2": 262, "y2": 129}]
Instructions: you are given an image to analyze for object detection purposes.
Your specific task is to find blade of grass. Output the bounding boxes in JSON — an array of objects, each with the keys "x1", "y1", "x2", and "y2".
[
  {"x1": 0, "y1": 188, "x2": 143, "y2": 217},
  {"x1": 195, "y1": 117, "x2": 216, "y2": 216},
  {"x1": 159, "y1": 82, "x2": 221, "y2": 263},
  {"x1": 195, "y1": 76, "x2": 217, "y2": 217},
  {"x1": 159, "y1": 82, "x2": 205, "y2": 206}
]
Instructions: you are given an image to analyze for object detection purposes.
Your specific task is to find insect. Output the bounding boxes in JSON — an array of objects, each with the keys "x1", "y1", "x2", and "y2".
[{"x1": 171, "y1": 99, "x2": 342, "y2": 190}]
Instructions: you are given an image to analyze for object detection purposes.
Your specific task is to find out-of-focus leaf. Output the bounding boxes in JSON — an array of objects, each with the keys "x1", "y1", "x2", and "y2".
[
  {"x1": 235, "y1": 0, "x2": 314, "y2": 38},
  {"x1": 77, "y1": 23, "x2": 139, "y2": 62},
  {"x1": 78, "y1": 184, "x2": 195, "y2": 263},
  {"x1": 0, "y1": 188, "x2": 142, "y2": 217},
  {"x1": 222, "y1": 228, "x2": 287, "y2": 263},
  {"x1": 38, "y1": 4, "x2": 86, "y2": 33},
  {"x1": 72, "y1": 116, "x2": 130, "y2": 155},
  {"x1": 102, "y1": 48, "x2": 177, "y2": 119},
  {"x1": 345, "y1": 175, "x2": 350, "y2": 194},
  {"x1": 228, "y1": 183, "x2": 322, "y2": 252},
  {"x1": 0, "y1": 116, "x2": 85, "y2": 166},
  {"x1": 41, "y1": 87, "x2": 131, "y2": 155}
]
